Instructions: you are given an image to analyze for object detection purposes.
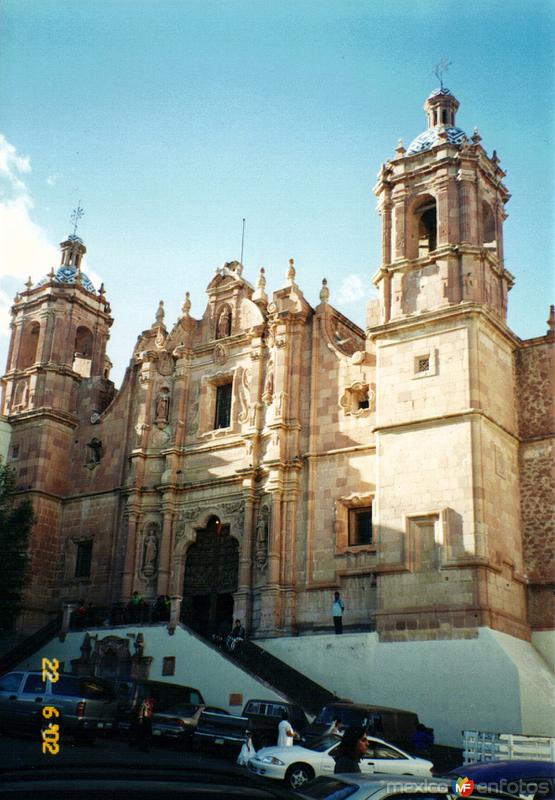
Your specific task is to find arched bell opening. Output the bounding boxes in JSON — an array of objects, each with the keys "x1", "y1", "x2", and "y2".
[
  {"x1": 482, "y1": 201, "x2": 497, "y2": 251},
  {"x1": 19, "y1": 321, "x2": 40, "y2": 369},
  {"x1": 407, "y1": 195, "x2": 437, "y2": 259}
]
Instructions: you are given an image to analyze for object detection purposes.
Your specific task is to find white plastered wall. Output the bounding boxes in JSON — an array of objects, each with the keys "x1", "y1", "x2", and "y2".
[
  {"x1": 259, "y1": 629, "x2": 555, "y2": 747},
  {"x1": 16, "y1": 625, "x2": 287, "y2": 713}
]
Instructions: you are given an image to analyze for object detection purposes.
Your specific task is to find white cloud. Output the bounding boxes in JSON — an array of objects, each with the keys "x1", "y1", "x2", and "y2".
[
  {"x1": 335, "y1": 273, "x2": 376, "y2": 305},
  {"x1": 0, "y1": 135, "x2": 59, "y2": 335},
  {"x1": 46, "y1": 174, "x2": 59, "y2": 186}
]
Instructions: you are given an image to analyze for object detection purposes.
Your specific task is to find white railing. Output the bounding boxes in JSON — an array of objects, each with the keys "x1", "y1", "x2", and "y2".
[{"x1": 463, "y1": 730, "x2": 555, "y2": 764}]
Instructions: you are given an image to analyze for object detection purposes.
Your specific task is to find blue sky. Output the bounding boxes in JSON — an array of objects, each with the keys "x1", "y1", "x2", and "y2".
[{"x1": 1, "y1": 0, "x2": 553, "y2": 386}]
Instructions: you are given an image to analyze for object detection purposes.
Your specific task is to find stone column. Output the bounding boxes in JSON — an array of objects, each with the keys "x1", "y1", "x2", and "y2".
[
  {"x1": 121, "y1": 508, "x2": 140, "y2": 600},
  {"x1": 380, "y1": 196, "x2": 393, "y2": 266},
  {"x1": 157, "y1": 503, "x2": 174, "y2": 595},
  {"x1": 392, "y1": 191, "x2": 408, "y2": 261}
]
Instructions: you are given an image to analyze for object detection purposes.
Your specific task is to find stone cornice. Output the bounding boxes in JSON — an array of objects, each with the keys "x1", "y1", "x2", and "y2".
[
  {"x1": 368, "y1": 302, "x2": 521, "y2": 349},
  {"x1": 373, "y1": 407, "x2": 519, "y2": 443}
]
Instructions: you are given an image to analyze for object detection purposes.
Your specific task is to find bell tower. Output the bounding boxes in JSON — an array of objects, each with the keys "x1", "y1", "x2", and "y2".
[
  {"x1": 0, "y1": 233, "x2": 113, "y2": 631},
  {"x1": 370, "y1": 89, "x2": 528, "y2": 643},
  {"x1": 373, "y1": 87, "x2": 513, "y2": 323}
]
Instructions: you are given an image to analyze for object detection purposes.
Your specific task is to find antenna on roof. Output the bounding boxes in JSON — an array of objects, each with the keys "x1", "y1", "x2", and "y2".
[
  {"x1": 433, "y1": 59, "x2": 452, "y2": 89},
  {"x1": 240, "y1": 218, "x2": 246, "y2": 265}
]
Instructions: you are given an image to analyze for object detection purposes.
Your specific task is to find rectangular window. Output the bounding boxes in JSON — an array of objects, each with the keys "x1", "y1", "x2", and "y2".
[
  {"x1": 214, "y1": 382, "x2": 232, "y2": 429},
  {"x1": 75, "y1": 541, "x2": 92, "y2": 578},
  {"x1": 162, "y1": 656, "x2": 176, "y2": 676},
  {"x1": 348, "y1": 507, "x2": 373, "y2": 546}
]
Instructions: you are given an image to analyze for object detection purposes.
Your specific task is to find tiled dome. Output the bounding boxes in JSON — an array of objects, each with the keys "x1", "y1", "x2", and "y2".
[
  {"x1": 406, "y1": 125, "x2": 467, "y2": 155},
  {"x1": 36, "y1": 266, "x2": 96, "y2": 293}
]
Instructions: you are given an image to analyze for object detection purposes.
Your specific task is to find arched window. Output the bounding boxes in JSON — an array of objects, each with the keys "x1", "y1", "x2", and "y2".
[
  {"x1": 19, "y1": 321, "x2": 40, "y2": 369},
  {"x1": 412, "y1": 195, "x2": 437, "y2": 257},
  {"x1": 74, "y1": 326, "x2": 93, "y2": 358},
  {"x1": 215, "y1": 305, "x2": 232, "y2": 339},
  {"x1": 482, "y1": 202, "x2": 497, "y2": 249}
]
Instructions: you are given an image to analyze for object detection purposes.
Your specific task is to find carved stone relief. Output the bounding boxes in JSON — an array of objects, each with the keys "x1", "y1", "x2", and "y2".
[
  {"x1": 141, "y1": 523, "x2": 159, "y2": 580},
  {"x1": 157, "y1": 351, "x2": 173, "y2": 376},
  {"x1": 237, "y1": 367, "x2": 251, "y2": 423},
  {"x1": 262, "y1": 359, "x2": 274, "y2": 405},
  {"x1": 255, "y1": 504, "x2": 271, "y2": 570},
  {"x1": 155, "y1": 387, "x2": 170, "y2": 426},
  {"x1": 213, "y1": 343, "x2": 227, "y2": 365},
  {"x1": 188, "y1": 382, "x2": 200, "y2": 435}
]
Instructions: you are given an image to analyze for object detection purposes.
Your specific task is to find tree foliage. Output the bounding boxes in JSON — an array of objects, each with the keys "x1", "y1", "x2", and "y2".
[{"x1": 0, "y1": 465, "x2": 35, "y2": 633}]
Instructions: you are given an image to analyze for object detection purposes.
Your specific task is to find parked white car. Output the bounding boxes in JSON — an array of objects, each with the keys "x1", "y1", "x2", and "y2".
[{"x1": 247, "y1": 734, "x2": 433, "y2": 790}]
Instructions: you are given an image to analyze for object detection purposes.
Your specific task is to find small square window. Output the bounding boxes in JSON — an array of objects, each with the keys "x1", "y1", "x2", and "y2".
[
  {"x1": 75, "y1": 541, "x2": 92, "y2": 578},
  {"x1": 214, "y1": 382, "x2": 232, "y2": 429},
  {"x1": 416, "y1": 355, "x2": 430, "y2": 373},
  {"x1": 348, "y1": 507, "x2": 373, "y2": 546},
  {"x1": 162, "y1": 656, "x2": 176, "y2": 676}
]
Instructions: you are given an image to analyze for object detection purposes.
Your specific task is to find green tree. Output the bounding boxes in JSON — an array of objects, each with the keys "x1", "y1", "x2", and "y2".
[{"x1": 0, "y1": 464, "x2": 35, "y2": 633}]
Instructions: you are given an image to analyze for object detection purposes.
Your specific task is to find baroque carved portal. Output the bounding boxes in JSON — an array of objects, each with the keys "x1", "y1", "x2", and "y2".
[{"x1": 182, "y1": 515, "x2": 239, "y2": 635}]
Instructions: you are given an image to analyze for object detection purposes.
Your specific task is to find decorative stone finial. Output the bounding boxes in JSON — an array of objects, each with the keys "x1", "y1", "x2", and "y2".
[
  {"x1": 155, "y1": 300, "x2": 165, "y2": 325},
  {"x1": 98, "y1": 282, "x2": 105, "y2": 296},
  {"x1": 319, "y1": 278, "x2": 330, "y2": 303},
  {"x1": 395, "y1": 139, "x2": 406, "y2": 156},
  {"x1": 48, "y1": 266, "x2": 55, "y2": 279},
  {"x1": 253, "y1": 267, "x2": 268, "y2": 304},
  {"x1": 491, "y1": 150, "x2": 500, "y2": 166},
  {"x1": 182, "y1": 291, "x2": 192, "y2": 316},
  {"x1": 471, "y1": 126, "x2": 482, "y2": 144},
  {"x1": 25, "y1": 276, "x2": 33, "y2": 291},
  {"x1": 287, "y1": 258, "x2": 296, "y2": 284},
  {"x1": 548, "y1": 305, "x2": 555, "y2": 338}
]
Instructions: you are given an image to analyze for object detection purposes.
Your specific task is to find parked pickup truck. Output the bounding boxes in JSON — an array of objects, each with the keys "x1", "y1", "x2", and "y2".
[{"x1": 194, "y1": 698, "x2": 309, "y2": 752}]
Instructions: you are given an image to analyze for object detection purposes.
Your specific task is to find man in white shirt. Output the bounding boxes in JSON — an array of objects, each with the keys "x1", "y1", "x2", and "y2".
[{"x1": 277, "y1": 712, "x2": 298, "y2": 747}]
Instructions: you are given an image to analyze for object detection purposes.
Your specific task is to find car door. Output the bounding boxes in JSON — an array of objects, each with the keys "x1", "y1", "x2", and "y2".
[
  {"x1": 16, "y1": 673, "x2": 48, "y2": 729},
  {"x1": 361, "y1": 742, "x2": 416, "y2": 776},
  {"x1": 0, "y1": 672, "x2": 25, "y2": 728}
]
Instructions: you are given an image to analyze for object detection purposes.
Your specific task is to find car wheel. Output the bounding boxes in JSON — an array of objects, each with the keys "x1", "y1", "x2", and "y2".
[{"x1": 286, "y1": 763, "x2": 315, "y2": 790}]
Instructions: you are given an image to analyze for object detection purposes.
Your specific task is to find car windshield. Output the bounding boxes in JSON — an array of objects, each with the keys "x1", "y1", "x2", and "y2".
[{"x1": 307, "y1": 735, "x2": 342, "y2": 752}]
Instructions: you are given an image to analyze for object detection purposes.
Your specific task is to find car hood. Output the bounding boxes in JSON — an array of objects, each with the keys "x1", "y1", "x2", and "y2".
[{"x1": 254, "y1": 745, "x2": 315, "y2": 761}]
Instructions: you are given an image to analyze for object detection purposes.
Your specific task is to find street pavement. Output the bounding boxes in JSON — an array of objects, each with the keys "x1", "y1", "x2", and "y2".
[{"x1": 0, "y1": 729, "x2": 245, "y2": 772}]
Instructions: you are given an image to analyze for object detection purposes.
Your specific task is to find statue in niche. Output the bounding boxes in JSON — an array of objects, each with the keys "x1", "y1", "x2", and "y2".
[
  {"x1": 262, "y1": 360, "x2": 274, "y2": 406},
  {"x1": 155, "y1": 389, "x2": 170, "y2": 426},
  {"x1": 216, "y1": 306, "x2": 231, "y2": 339},
  {"x1": 142, "y1": 529, "x2": 158, "y2": 575},
  {"x1": 255, "y1": 506, "x2": 270, "y2": 570}
]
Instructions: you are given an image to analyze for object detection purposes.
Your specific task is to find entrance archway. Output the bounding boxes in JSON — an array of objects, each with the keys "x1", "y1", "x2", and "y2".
[{"x1": 182, "y1": 515, "x2": 239, "y2": 637}]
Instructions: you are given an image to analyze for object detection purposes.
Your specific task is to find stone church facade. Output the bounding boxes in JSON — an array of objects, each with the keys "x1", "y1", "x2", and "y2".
[{"x1": 1, "y1": 88, "x2": 553, "y2": 651}]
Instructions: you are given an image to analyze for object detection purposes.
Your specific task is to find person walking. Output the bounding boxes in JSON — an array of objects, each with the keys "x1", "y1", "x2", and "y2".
[
  {"x1": 134, "y1": 694, "x2": 155, "y2": 752},
  {"x1": 333, "y1": 725, "x2": 369, "y2": 774},
  {"x1": 332, "y1": 591, "x2": 345, "y2": 634},
  {"x1": 277, "y1": 711, "x2": 299, "y2": 747}
]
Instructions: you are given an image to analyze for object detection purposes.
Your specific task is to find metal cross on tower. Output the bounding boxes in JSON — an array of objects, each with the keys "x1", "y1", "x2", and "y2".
[
  {"x1": 433, "y1": 59, "x2": 452, "y2": 89},
  {"x1": 70, "y1": 204, "x2": 84, "y2": 237}
]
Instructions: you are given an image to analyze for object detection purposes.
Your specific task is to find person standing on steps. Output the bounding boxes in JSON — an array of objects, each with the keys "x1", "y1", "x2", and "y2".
[{"x1": 332, "y1": 591, "x2": 345, "y2": 634}]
